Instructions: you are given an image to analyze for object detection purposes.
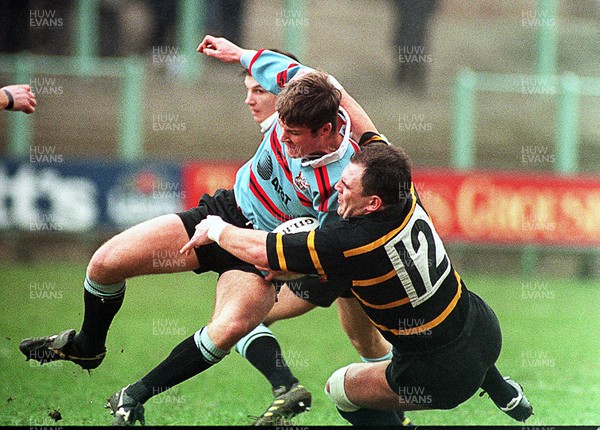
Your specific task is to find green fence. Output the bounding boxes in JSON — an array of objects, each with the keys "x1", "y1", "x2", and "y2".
[
  {"x1": 451, "y1": 70, "x2": 600, "y2": 174},
  {"x1": 451, "y1": 70, "x2": 600, "y2": 277},
  {"x1": 0, "y1": 0, "x2": 308, "y2": 161},
  {"x1": 0, "y1": 53, "x2": 146, "y2": 161}
]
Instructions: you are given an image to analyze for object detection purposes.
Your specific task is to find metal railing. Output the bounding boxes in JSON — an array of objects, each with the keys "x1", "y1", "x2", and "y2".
[
  {"x1": 451, "y1": 70, "x2": 600, "y2": 174},
  {"x1": 450, "y1": 70, "x2": 600, "y2": 277},
  {"x1": 1, "y1": 0, "x2": 308, "y2": 160}
]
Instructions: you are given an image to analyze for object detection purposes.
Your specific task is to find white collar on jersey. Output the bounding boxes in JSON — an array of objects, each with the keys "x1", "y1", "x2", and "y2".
[
  {"x1": 301, "y1": 106, "x2": 352, "y2": 168},
  {"x1": 260, "y1": 112, "x2": 278, "y2": 134}
]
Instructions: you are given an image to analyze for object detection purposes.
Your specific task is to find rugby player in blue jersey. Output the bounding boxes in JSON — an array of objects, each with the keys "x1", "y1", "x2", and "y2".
[
  {"x1": 19, "y1": 37, "x2": 405, "y2": 426},
  {"x1": 182, "y1": 142, "x2": 534, "y2": 426}
]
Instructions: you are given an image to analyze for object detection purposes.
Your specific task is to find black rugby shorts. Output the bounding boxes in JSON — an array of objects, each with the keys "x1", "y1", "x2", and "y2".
[{"x1": 385, "y1": 291, "x2": 502, "y2": 409}]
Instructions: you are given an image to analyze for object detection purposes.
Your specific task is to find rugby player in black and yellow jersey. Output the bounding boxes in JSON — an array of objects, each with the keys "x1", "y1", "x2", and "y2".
[{"x1": 181, "y1": 140, "x2": 533, "y2": 426}]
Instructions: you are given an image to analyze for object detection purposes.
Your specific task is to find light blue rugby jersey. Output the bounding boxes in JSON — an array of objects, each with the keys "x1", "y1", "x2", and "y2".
[{"x1": 234, "y1": 49, "x2": 360, "y2": 231}]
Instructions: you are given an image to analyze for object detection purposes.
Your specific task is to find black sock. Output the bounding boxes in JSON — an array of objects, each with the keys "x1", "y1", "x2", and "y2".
[
  {"x1": 245, "y1": 336, "x2": 298, "y2": 392},
  {"x1": 337, "y1": 407, "x2": 403, "y2": 426},
  {"x1": 127, "y1": 335, "x2": 214, "y2": 404},
  {"x1": 74, "y1": 289, "x2": 124, "y2": 354},
  {"x1": 480, "y1": 365, "x2": 517, "y2": 406}
]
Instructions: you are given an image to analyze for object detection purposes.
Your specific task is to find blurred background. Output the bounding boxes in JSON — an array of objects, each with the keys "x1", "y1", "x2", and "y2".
[{"x1": 0, "y1": 0, "x2": 598, "y2": 278}]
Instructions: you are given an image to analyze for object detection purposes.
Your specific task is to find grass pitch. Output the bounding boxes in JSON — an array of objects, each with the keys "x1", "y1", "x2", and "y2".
[{"x1": 1, "y1": 262, "x2": 598, "y2": 426}]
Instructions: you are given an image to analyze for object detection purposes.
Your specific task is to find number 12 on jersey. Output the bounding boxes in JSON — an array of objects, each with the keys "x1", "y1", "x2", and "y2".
[{"x1": 385, "y1": 205, "x2": 451, "y2": 307}]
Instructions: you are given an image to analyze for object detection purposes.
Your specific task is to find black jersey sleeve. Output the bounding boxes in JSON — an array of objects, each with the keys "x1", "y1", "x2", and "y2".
[{"x1": 266, "y1": 228, "x2": 347, "y2": 281}]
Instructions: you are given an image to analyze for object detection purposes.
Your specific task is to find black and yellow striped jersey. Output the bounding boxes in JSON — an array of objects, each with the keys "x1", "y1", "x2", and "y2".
[{"x1": 266, "y1": 183, "x2": 471, "y2": 353}]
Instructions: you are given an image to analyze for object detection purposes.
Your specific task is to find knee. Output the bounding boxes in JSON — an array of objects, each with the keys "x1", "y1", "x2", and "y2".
[
  {"x1": 211, "y1": 317, "x2": 255, "y2": 346},
  {"x1": 87, "y1": 243, "x2": 118, "y2": 280},
  {"x1": 325, "y1": 365, "x2": 360, "y2": 412}
]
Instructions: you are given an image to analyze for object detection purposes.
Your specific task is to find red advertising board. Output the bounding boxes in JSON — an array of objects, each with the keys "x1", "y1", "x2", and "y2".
[
  {"x1": 181, "y1": 161, "x2": 244, "y2": 209},
  {"x1": 180, "y1": 161, "x2": 600, "y2": 247},
  {"x1": 413, "y1": 169, "x2": 600, "y2": 247}
]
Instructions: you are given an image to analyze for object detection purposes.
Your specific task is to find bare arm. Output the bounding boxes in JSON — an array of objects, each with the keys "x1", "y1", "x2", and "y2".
[
  {"x1": 220, "y1": 225, "x2": 270, "y2": 267},
  {"x1": 197, "y1": 34, "x2": 251, "y2": 63},
  {"x1": 180, "y1": 216, "x2": 270, "y2": 268},
  {"x1": 339, "y1": 86, "x2": 378, "y2": 141},
  {"x1": 1, "y1": 84, "x2": 36, "y2": 113}
]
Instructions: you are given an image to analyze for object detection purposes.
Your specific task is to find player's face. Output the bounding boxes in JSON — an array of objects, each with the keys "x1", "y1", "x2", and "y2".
[
  {"x1": 335, "y1": 163, "x2": 374, "y2": 219},
  {"x1": 279, "y1": 120, "x2": 332, "y2": 159},
  {"x1": 244, "y1": 76, "x2": 277, "y2": 124}
]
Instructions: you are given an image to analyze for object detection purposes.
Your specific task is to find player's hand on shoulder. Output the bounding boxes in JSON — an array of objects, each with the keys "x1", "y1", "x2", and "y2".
[
  {"x1": 197, "y1": 34, "x2": 247, "y2": 63},
  {"x1": 2, "y1": 84, "x2": 36, "y2": 114}
]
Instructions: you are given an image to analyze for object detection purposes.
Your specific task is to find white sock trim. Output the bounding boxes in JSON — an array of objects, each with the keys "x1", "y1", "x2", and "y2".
[
  {"x1": 234, "y1": 323, "x2": 276, "y2": 358},
  {"x1": 194, "y1": 327, "x2": 230, "y2": 364},
  {"x1": 84, "y1": 276, "x2": 126, "y2": 298}
]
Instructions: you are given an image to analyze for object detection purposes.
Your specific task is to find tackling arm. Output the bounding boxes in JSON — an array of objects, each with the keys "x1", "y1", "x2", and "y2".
[
  {"x1": 219, "y1": 225, "x2": 270, "y2": 268},
  {"x1": 180, "y1": 215, "x2": 270, "y2": 268}
]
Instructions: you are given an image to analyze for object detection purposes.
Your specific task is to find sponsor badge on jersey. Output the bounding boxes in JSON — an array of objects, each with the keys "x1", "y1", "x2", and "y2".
[{"x1": 294, "y1": 171, "x2": 309, "y2": 191}]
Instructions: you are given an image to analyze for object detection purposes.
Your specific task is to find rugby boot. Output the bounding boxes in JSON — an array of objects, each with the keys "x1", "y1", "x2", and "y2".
[
  {"x1": 397, "y1": 410, "x2": 415, "y2": 426},
  {"x1": 252, "y1": 383, "x2": 311, "y2": 426},
  {"x1": 19, "y1": 329, "x2": 105, "y2": 370},
  {"x1": 481, "y1": 376, "x2": 533, "y2": 422},
  {"x1": 106, "y1": 385, "x2": 146, "y2": 426}
]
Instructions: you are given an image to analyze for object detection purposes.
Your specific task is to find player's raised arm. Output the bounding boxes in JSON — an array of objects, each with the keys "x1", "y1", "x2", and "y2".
[
  {"x1": 242, "y1": 47, "x2": 379, "y2": 141},
  {"x1": 197, "y1": 34, "x2": 250, "y2": 63},
  {"x1": 338, "y1": 86, "x2": 379, "y2": 141}
]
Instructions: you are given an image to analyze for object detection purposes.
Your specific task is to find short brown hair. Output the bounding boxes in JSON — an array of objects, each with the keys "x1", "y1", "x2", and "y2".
[
  {"x1": 276, "y1": 70, "x2": 341, "y2": 134},
  {"x1": 351, "y1": 142, "x2": 412, "y2": 206}
]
